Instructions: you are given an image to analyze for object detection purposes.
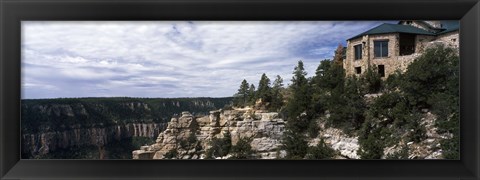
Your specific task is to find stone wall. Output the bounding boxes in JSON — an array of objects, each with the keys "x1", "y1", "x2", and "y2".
[
  {"x1": 414, "y1": 35, "x2": 436, "y2": 53},
  {"x1": 345, "y1": 31, "x2": 458, "y2": 78},
  {"x1": 345, "y1": 33, "x2": 400, "y2": 78},
  {"x1": 434, "y1": 31, "x2": 459, "y2": 49}
]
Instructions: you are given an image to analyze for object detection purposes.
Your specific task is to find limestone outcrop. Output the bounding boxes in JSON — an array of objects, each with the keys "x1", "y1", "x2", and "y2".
[{"x1": 133, "y1": 109, "x2": 286, "y2": 159}]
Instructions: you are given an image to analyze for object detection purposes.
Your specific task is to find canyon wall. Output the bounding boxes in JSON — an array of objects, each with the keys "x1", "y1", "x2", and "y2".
[
  {"x1": 21, "y1": 97, "x2": 232, "y2": 158},
  {"x1": 22, "y1": 122, "x2": 166, "y2": 157}
]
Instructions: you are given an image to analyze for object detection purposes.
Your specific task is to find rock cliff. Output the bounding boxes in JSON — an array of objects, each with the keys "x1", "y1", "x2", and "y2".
[
  {"x1": 21, "y1": 97, "x2": 231, "y2": 159},
  {"x1": 133, "y1": 108, "x2": 286, "y2": 159},
  {"x1": 23, "y1": 122, "x2": 166, "y2": 158}
]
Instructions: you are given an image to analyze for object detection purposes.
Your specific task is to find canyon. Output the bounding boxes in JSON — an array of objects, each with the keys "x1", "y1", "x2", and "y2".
[{"x1": 21, "y1": 97, "x2": 231, "y2": 159}]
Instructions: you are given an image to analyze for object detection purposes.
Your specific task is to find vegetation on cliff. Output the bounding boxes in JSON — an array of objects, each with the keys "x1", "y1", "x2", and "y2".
[{"x1": 231, "y1": 44, "x2": 459, "y2": 159}]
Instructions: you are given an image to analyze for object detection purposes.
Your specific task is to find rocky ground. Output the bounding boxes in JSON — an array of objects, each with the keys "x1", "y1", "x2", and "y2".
[{"x1": 133, "y1": 106, "x2": 451, "y2": 160}]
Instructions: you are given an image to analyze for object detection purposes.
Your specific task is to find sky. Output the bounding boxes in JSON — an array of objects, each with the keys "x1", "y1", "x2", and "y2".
[{"x1": 22, "y1": 21, "x2": 392, "y2": 99}]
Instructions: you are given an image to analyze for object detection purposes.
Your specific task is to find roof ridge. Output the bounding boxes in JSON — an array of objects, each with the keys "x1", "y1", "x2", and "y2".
[{"x1": 347, "y1": 22, "x2": 436, "y2": 41}]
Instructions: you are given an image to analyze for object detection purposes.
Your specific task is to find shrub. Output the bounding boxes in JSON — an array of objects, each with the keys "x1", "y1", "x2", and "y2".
[
  {"x1": 360, "y1": 66, "x2": 382, "y2": 94},
  {"x1": 164, "y1": 149, "x2": 178, "y2": 159},
  {"x1": 400, "y1": 44, "x2": 459, "y2": 108},
  {"x1": 306, "y1": 139, "x2": 335, "y2": 159},
  {"x1": 358, "y1": 120, "x2": 385, "y2": 159},
  {"x1": 383, "y1": 70, "x2": 403, "y2": 92},
  {"x1": 282, "y1": 129, "x2": 308, "y2": 159},
  {"x1": 230, "y1": 137, "x2": 254, "y2": 159},
  {"x1": 207, "y1": 131, "x2": 232, "y2": 158},
  {"x1": 307, "y1": 119, "x2": 320, "y2": 138}
]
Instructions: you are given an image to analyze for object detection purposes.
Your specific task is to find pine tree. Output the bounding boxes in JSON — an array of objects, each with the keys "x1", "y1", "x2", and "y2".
[
  {"x1": 357, "y1": 121, "x2": 385, "y2": 159},
  {"x1": 256, "y1": 73, "x2": 272, "y2": 104},
  {"x1": 313, "y1": 60, "x2": 331, "y2": 88},
  {"x1": 291, "y1": 61, "x2": 308, "y2": 90},
  {"x1": 270, "y1": 75, "x2": 284, "y2": 111},
  {"x1": 286, "y1": 60, "x2": 311, "y2": 132},
  {"x1": 361, "y1": 66, "x2": 382, "y2": 94},
  {"x1": 309, "y1": 60, "x2": 331, "y2": 116},
  {"x1": 248, "y1": 84, "x2": 256, "y2": 106},
  {"x1": 282, "y1": 129, "x2": 308, "y2": 159},
  {"x1": 230, "y1": 137, "x2": 253, "y2": 159},
  {"x1": 306, "y1": 138, "x2": 335, "y2": 159},
  {"x1": 328, "y1": 76, "x2": 366, "y2": 130},
  {"x1": 233, "y1": 79, "x2": 250, "y2": 107}
]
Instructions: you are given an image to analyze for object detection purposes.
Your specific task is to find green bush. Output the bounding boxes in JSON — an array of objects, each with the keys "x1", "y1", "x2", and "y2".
[
  {"x1": 282, "y1": 129, "x2": 308, "y2": 159},
  {"x1": 230, "y1": 137, "x2": 254, "y2": 159},
  {"x1": 360, "y1": 66, "x2": 382, "y2": 94},
  {"x1": 164, "y1": 149, "x2": 178, "y2": 159},
  {"x1": 357, "y1": 120, "x2": 385, "y2": 159},
  {"x1": 400, "y1": 44, "x2": 459, "y2": 108},
  {"x1": 306, "y1": 139, "x2": 335, "y2": 159},
  {"x1": 307, "y1": 119, "x2": 320, "y2": 138},
  {"x1": 207, "y1": 131, "x2": 232, "y2": 158},
  {"x1": 383, "y1": 70, "x2": 403, "y2": 92}
]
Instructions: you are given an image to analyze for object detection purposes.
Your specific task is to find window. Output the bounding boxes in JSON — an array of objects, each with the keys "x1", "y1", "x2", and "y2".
[
  {"x1": 355, "y1": 67, "x2": 362, "y2": 74},
  {"x1": 374, "y1": 40, "x2": 389, "y2": 58},
  {"x1": 378, "y1": 65, "x2": 385, "y2": 77},
  {"x1": 354, "y1": 44, "x2": 362, "y2": 60},
  {"x1": 399, "y1": 34, "x2": 415, "y2": 56}
]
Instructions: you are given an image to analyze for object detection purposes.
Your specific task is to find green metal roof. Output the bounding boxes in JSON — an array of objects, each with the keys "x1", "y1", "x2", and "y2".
[
  {"x1": 347, "y1": 23, "x2": 435, "y2": 40},
  {"x1": 436, "y1": 20, "x2": 459, "y2": 35},
  {"x1": 348, "y1": 21, "x2": 459, "y2": 41}
]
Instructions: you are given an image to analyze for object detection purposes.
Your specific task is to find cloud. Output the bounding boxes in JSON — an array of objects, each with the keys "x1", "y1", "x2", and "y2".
[{"x1": 21, "y1": 21, "x2": 390, "y2": 99}]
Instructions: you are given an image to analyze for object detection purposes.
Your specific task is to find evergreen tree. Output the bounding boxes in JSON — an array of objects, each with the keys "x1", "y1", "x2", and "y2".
[
  {"x1": 256, "y1": 73, "x2": 272, "y2": 103},
  {"x1": 357, "y1": 121, "x2": 385, "y2": 159},
  {"x1": 342, "y1": 76, "x2": 366, "y2": 129},
  {"x1": 248, "y1": 84, "x2": 256, "y2": 106},
  {"x1": 400, "y1": 45, "x2": 459, "y2": 159},
  {"x1": 312, "y1": 60, "x2": 331, "y2": 89},
  {"x1": 401, "y1": 44, "x2": 459, "y2": 108},
  {"x1": 361, "y1": 66, "x2": 382, "y2": 94},
  {"x1": 230, "y1": 137, "x2": 254, "y2": 159},
  {"x1": 233, "y1": 79, "x2": 250, "y2": 107},
  {"x1": 306, "y1": 138, "x2": 335, "y2": 159},
  {"x1": 327, "y1": 63, "x2": 346, "y2": 91},
  {"x1": 206, "y1": 131, "x2": 232, "y2": 158},
  {"x1": 310, "y1": 60, "x2": 331, "y2": 115},
  {"x1": 282, "y1": 129, "x2": 308, "y2": 159},
  {"x1": 286, "y1": 60, "x2": 312, "y2": 132},
  {"x1": 291, "y1": 61, "x2": 308, "y2": 90},
  {"x1": 270, "y1": 75, "x2": 284, "y2": 111}
]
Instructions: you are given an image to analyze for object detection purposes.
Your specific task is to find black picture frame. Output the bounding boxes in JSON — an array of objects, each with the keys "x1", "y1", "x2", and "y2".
[{"x1": 1, "y1": 0, "x2": 479, "y2": 179}]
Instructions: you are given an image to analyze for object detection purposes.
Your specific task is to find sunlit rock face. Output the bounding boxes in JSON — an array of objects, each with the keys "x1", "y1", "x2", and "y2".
[{"x1": 133, "y1": 109, "x2": 286, "y2": 159}]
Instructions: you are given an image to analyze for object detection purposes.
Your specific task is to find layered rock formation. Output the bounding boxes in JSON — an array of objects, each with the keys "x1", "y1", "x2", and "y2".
[
  {"x1": 133, "y1": 108, "x2": 286, "y2": 159},
  {"x1": 21, "y1": 97, "x2": 231, "y2": 158},
  {"x1": 23, "y1": 122, "x2": 166, "y2": 157}
]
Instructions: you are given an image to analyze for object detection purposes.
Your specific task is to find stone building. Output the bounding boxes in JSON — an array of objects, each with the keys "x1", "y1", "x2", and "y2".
[{"x1": 343, "y1": 20, "x2": 459, "y2": 78}]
